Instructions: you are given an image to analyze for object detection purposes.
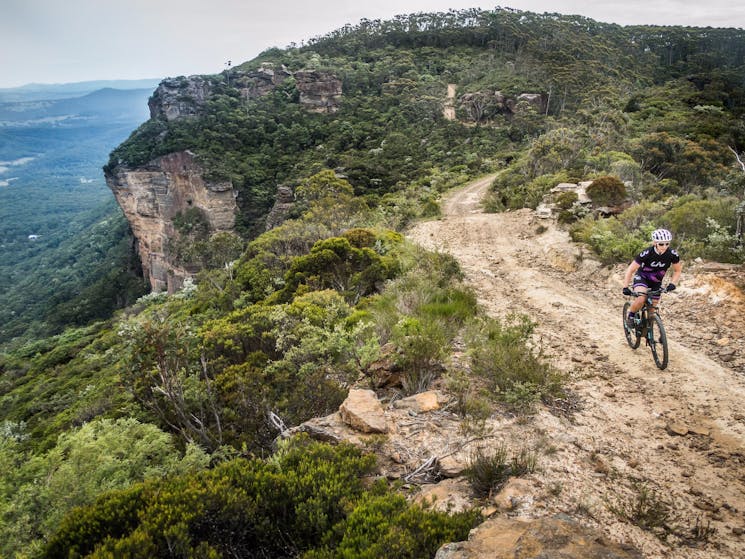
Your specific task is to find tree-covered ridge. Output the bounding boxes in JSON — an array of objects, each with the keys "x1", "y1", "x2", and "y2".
[
  {"x1": 108, "y1": 7, "x2": 745, "y2": 246},
  {"x1": 302, "y1": 8, "x2": 745, "y2": 101}
]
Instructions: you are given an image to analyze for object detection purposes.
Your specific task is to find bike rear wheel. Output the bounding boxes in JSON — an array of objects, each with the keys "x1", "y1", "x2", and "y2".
[
  {"x1": 623, "y1": 302, "x2": 641, "y2": 349},
  {"x1": 648, "y1": 313, "x2": 669, "y2": 370}
]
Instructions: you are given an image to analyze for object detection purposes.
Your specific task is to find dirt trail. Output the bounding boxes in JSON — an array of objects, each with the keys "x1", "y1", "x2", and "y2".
[{"x1": 407, "y1": 176, "x2": 745, "y2": 558}]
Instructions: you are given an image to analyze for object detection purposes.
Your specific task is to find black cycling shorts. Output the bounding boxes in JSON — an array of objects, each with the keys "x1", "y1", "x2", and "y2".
[{"x1": 632, "y1": 274, "x2": 662, "y2": 298}]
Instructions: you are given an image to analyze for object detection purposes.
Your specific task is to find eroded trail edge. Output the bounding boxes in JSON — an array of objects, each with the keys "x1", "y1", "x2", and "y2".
[{"x1": 407, "y1": 176, "x2": 745, "y2": 558}]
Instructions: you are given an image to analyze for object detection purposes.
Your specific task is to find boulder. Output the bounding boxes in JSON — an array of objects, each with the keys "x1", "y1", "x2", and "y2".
[
  {"x1": 393, "y1": 391, "x2": 447, "y2": 413},
  {"x1": 339, "y1": 389, "x2": 388, "y2": 433},
  {"x1": 435, "y1": 515, "x2": 642, "y2": 559},
  {"x1": 414, "y1": 478, "x2": 473, "y2": 513},
  {"x1": 235, "y1": 63, "x2": 291, "y2": 100}
]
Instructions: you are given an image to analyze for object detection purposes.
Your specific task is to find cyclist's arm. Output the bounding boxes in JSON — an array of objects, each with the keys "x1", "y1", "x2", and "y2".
[
  {"x1": 669, "y1": 261, "x2": 682, "y2": 285},
  {"x1": 623, "y1": 260, "x2": 640, "y2": 286}
]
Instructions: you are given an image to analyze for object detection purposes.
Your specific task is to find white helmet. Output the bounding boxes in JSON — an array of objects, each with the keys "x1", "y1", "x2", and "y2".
[{"x1": 651, "y1": 228, "x2": 673, "y2": 242}]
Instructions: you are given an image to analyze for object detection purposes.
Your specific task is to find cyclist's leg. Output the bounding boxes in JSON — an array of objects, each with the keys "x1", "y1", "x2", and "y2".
[
  {"x1": 626, "y1": 276, "x2": 647, "y2": 329},
  {"x1": 629, "y1": 274, "x2": 648, "y2": 313},
  {"x1": 648, "y1": 282, "x2": 663, "y2": 316}
]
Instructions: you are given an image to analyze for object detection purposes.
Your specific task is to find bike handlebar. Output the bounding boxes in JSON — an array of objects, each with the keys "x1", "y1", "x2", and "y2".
[{"x1": 630, "y1": 288, "x2": 666, "y2": 297}]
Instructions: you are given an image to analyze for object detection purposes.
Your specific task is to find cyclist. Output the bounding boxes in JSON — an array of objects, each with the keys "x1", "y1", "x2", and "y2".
[{"x1": 622, "y1": 228, "x2": 682, "y2": 330}]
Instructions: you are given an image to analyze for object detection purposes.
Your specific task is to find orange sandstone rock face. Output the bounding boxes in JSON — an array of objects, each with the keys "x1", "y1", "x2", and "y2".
[{"x1": 106, "y1": 150, "x2": 236, "y2": 292}]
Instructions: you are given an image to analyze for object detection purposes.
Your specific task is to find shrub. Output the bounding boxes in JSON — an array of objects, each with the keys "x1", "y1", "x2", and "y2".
[
  {"x1": 466, "y1": 315, "x2": 565, "y2": 413},
  {"x1": 465, "y1": 444, "x2": 537, "y2": 499},
  {"x1": 44, "y1": 438, "x2": 478, "y2": 559},
  {"x1": 606, "y1": 482, "x2": 673, "y2": 539},
  {"x1": 493, "y1": 171, "x2": 573, "y2": 210},
  {"x1": 555, "y1": 191, "x2": 578, "y2": 210},
  {"x1": 570, "y1": 216, "x2": 648, "y2": 265},
  {"x1": 661, "y1": 197, "x2": 736, "y2": 240},
  {"x1": 586, "y1": 176, "x2": 627, "y2": 206},
  {"x1": 392, "y1": 316, "x2": 448, "y2": 395},
  {"x1": 466, "y1": 444, "x2": 511, "y2": 497},
  {"x1": 324, "y1": 493, "x2": 480, "y2": 559}
]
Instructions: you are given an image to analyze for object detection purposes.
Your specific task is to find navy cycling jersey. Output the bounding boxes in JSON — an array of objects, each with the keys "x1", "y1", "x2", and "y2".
[{"x1": 633, "y1": 245, "x2": 680, "y2": 284}]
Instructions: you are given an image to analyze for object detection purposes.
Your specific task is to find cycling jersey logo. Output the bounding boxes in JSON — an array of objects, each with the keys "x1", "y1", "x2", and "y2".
[{"x1": 649, "y1": 261, "x2": 666, "y2": 267}]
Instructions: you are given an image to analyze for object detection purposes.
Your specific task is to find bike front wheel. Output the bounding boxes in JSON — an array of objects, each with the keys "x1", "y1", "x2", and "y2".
[
  {"x1": 623, "y1": 302, "x2": 641, "y2": 349},
  {"x1": 648, "y1": 314, "x2": 669, "y2": 370}
]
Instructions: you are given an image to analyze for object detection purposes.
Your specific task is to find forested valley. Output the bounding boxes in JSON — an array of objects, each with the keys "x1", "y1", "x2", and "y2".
[
  {"x1": 0, "y1": 83, "x2": 159, "y2": 345},
  {"x1": 1, "y1": 8, "x2": 744, "y2": 557}
]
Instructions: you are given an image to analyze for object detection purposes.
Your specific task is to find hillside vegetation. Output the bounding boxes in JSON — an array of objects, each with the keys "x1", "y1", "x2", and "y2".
[{"x1": 2, "y1": 7, "x2": 745, "y2": 557}]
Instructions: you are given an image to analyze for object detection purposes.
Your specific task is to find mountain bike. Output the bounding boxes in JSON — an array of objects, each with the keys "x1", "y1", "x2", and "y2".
[{"x1": 623, "y1": 288, "x2": 669, "y2": 370}]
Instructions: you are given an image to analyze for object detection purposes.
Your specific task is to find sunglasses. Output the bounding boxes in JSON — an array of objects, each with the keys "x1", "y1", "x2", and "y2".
[{"x1": 656, "y1": 242, "x2": 670, "y2": 246}]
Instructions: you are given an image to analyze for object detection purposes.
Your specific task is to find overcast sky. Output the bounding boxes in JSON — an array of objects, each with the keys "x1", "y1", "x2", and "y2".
[{"x1": 2, "y1": 0, "x2": 745, "y2": 89}]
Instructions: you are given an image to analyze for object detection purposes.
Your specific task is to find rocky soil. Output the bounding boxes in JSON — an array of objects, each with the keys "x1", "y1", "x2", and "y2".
[{"x1": 298, "y1": 175, "x2": 745, "y2": 558}]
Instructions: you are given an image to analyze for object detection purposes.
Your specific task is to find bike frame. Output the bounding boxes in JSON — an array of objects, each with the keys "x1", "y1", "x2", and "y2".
[
  {"x1": 623, "y1": 288, "x2": 669, "y2": 370},
  {"x1": 633, "y1": 289, "x2": 663, "y2": 334}
]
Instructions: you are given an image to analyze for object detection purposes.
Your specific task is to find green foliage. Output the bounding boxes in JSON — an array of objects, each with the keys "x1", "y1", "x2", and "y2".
[
  {"x1": 586, "y1": 176, "x2": 627, "y2": 206},
  {"x1": 112, "y1": 227, "x2": 405, "y2": 454},
  {"x1": 0, "y1": 418, "x2": 207, "y2": 557},
  {"x1": 43, "y1": 437, "x2": 478, "y2": 559},
  {"x1": 555, "y1": 191, "x2": 578, "y2": 210},
  {"x1": 570, "y1": 216, "x2": 649, "y2": 264},
  {"x1": 466, "y1": 315, "x2": 565, "y2": 413},
  {"x1": 571, "y1": 195, "x2": 744, "y2": 264},
  {"x1": 488, "y1": 165, "x2": 574, "y2": 210},
  {"x1": 276, "y1": 235, "x2": 398, "y2": 304},
  {"x1": 365, "y1": 248, "x2": 474, "y2": 394},
  {"x1": 315, "y1": 492, "x2": 480, "y2": 559},
  {"x1": 7, "y1": 8, "x2": 745, "y2": 555}
]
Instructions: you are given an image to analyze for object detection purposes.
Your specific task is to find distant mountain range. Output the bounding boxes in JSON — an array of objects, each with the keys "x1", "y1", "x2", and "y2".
[
  {"x1": 0, "y1": 79, "x2": 162, "y2": 103},
  {"x1": 0, "y1": 87, "x2": 156, "y2": 126}
]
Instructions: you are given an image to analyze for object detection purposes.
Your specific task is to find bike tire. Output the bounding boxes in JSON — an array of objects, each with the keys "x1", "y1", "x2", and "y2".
[
  {"x1": 623, "y1": 302, "x2": 641, "y2": 349},
  {"x1": 648, "y1": 313, "x2": 669, "y2": 370}
]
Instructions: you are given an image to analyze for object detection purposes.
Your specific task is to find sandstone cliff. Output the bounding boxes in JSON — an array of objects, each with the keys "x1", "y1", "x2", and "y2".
[
  {"x1": 108, "y1": 67, "x2": 341, "y2": 291},
  {"x1": 105, "y1": 150, "x2": 237, "y2": 292}
]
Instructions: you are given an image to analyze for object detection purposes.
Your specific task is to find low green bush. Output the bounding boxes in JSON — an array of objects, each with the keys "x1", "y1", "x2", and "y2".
[
  {"x1": 465, "y1": 444, "x2": 537, "y2": 498},
  {"x1": 571, "y1": 195, "x2": 744, "y2": 264},
  {"x1": 44, "y1": 438, "x2": 479, "y2": 559},
  {"x1": 466, "y1": 315, "x2": 565, "y2": 413},
  {"x1": 586, "y1": 176, "x2": 627, "y2": 206}
]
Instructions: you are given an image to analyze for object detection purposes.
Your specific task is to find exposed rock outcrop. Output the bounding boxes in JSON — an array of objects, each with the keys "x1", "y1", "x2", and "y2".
[
  {"x1": 435, "y1": 515, "x2": 642, "y2": 559},
  {"x1": 264, "y1": 185, "x2": 295, "y2": 231},
  {"x1": 233, "y1": 63, "x2": 292, "y2": 100},
  {"x1": 148, "y1": 76, "x2": 213, "y2": 121},
  {"x1": 110, "y1": 68, "x2": 342, "y2": 288},
  {"x1": 508, "y1": 92, "x2": 548, "y2": 114},
  {"x1": 294, "y1": 70, "x2": 343, "y2": 113},
  {"x1": 147, "y1": 66, "x2": 341, "y2": 123},
  {"x1": 458, "y1": 90, "x2": 547, "y2": 122},
  {"x1": 105, "y1": 150, "x2": 237, "y2": 292}
]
